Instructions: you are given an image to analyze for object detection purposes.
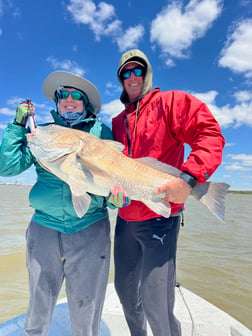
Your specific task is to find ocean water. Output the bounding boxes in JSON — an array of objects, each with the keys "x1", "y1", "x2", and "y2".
[{"x1": 0, "y1": 184, "x2": 251, "y2": 330}]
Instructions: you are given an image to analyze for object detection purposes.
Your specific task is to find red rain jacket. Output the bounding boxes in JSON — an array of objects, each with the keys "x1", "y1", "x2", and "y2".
[{"x1": 112, "y1": 88, "x2": 225, "y2": 221}]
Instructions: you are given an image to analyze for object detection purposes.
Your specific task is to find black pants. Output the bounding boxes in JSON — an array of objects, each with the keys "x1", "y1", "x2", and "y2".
[{"x1": 114, "y1": 215, "x2": 182, "y2": 336}]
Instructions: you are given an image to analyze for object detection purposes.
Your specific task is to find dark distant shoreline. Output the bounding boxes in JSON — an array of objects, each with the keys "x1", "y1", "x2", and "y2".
[
  {"x1": 0, "y1": 182, "x2": 33, "y2": 186},
  {"x1": 227, "y1": 190, "x2": 252, "y2": 195}
]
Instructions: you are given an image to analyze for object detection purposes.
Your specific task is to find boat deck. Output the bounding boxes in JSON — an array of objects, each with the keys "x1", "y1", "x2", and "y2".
[{"x1": 1, "y1": 283, "x2": 252, "y2": 336}]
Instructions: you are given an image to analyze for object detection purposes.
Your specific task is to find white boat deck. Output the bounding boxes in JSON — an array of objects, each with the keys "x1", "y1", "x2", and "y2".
[
  {"x1": 101, "y1": 283, "x2": 252, "y2": 336},
  {"x1": 1, "y1": 283, "x2": 251, "y2": 336}
]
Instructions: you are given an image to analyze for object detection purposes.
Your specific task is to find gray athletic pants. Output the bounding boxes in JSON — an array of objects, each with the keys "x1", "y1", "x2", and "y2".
[
  {"x1": 24, "y1": 218, "x2": 111, "y2": 336},
  {"x1": 114, "y1": 215, "x2": 182, "y2": 336}
]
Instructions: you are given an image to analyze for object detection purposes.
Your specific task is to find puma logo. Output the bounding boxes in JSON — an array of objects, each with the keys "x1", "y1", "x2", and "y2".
[{"x1": 152, "y1": 234, "x2": 167, "y2": 245}]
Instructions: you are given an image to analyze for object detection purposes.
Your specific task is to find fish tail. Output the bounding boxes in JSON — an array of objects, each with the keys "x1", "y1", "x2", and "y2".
[{"x1": 191, "y1": 182, "x2": 230, "y2": 222}]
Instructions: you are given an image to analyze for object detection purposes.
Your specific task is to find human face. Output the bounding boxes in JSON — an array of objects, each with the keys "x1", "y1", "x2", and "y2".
[
  {"x1": 122, "y1": 62, "x2": 144, "y2": 103},
  {"x1": 59, "y1": 88, "x2": 84, "y2": 113}
]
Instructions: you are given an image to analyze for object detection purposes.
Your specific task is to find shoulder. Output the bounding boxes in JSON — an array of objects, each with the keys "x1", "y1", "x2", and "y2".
[
  {"x1": 142, "y1": 88, "x2": 178, "y2": 105},
  {"x1": 91, "y1": 120, "x2": 113, "y2": 140},
  {"x1": 112, "y1": 109, "x2": 126, "y2": 123},
  {"x1": 154, "y1": 90, "x2": 206, "y2": 108}
]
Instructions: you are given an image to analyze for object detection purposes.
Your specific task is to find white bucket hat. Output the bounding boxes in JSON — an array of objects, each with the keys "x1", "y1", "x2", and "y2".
[{"x1": 43, "y1": 71, "x2": 101, "y2": 114}]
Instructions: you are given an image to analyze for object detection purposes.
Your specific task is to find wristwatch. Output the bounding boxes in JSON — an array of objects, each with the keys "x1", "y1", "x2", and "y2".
[{"x1": 179, "y1": 171, "x2": 197, "y2": 189}]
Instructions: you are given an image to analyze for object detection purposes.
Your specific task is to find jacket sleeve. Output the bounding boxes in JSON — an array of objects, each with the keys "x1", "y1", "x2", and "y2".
[
  {"x1": 168, "y1": 91, "x2": 225, "y2": 183},
  {"x1": 0, "y1": 123, "x2": 34, "y2": 177},
  {"x1": 100, "y1": 123, "x2": 114, "y2": 140}
]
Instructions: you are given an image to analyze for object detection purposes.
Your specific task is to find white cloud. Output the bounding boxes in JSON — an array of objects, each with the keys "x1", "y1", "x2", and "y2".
[
  {"x1": 0, "y1": 0, "x2": 20, "y2": 18},
  {"x1": 0, "y1": 107, "x2": 15, "y2": 116},
  {"x1": 7, "y1": 97, "x2": 26, "y2": 106},
  {"x1": 99, "y1": 99, "x2": 124, "y2": 126},
  {"x1": 116, "y1": 25, "x2": 144, "y2": 52},
  {"x1": 219, "y1": 19, "x2": 252, "y2": 78},
  {"x1": 72, "y1": 44, "x2": 78, "y2": 52},
  {"x1": 0, "y1": 0, "x2": 3, "y2": 16},
  {"x1": 233, "y1": 90, "x2": 252, "y2": 103},
  {"x1": 46, "y1": 56, "x2": 85, "y2": 76},
  {"x1": 67, "y1": 0, "x2": 144, "y2": 51},
  {"x1": 226, "y1": 154, "x2": 252, "y2": 170},
  {"x1": 192, "y1": 90, "x2": 252, "y2": 128},
  {"x1": 67, "y1": 0, "x2": 120, "y2": 41},
  {"x1": 150, "y1": 0, "x2": 223, "y2": 66},
  {"x1": 105, "y1": 82, "x2": 121, "y2": 96},
  {"x1": 228, "y1": 154, "x2": 252, "y2": 167}
]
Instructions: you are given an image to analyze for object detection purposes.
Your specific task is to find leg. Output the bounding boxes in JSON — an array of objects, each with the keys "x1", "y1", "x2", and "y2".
[
  {"x1": 139, "y1": 216, "x2": 182, "y2": 336},
  {"x1": 114, "y1": 216, "x2": 147, "y2": 336},
  {"x1": 24, "y1": 221, "x2": 64, "y2": 336},
  {"x1": 63, "y1": 218, "x2": 111, "y2": 336}
]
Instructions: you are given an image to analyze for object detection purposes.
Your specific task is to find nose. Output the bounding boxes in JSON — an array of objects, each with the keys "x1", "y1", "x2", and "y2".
[
  {"x1": 66, "y1": 93, "x2": 74, "y2": 100},
  {"x1": 128, "y1": 70, "x2": 138, "y2": 79}
]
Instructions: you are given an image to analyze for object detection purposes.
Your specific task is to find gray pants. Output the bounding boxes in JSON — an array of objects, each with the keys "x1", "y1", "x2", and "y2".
[
  {"x1": 24, "y1": 218, "x2": 111, "y2": 336},
  {"x1": 114, "y1": 215, "x2": 182, "y2": 336}
]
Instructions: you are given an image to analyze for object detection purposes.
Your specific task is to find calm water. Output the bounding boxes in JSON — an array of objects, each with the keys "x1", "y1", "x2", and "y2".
[{"x1": 0, "y1": 184, "x2": 251, "y2": 330}]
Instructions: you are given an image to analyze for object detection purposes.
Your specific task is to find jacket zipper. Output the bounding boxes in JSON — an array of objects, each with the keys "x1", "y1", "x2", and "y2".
[{"x1": 125, "y1": 101, "x2": 140, "y2": 158}]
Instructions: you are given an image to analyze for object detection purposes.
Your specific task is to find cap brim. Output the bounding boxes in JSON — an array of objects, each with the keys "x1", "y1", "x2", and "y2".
[{"x1": 43, "y1": 71, "x2": 101, "y2": 114}]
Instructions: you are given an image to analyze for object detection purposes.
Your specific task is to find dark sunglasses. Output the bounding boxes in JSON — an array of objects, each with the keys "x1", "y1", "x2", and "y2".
[
  {"x1": 121, "y1": 67, "x2": 144, "y2": 80},
  {"x1": 58, "y1": 90, "x2": 88, "y2": 103}
]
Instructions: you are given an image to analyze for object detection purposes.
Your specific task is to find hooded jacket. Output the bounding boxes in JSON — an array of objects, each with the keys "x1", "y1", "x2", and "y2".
[
  {"x1": 0, "y1": 111, "x2": 114, "y2": 233},
  {"x1": 112, "y1": 49, "x2": 225, "y2": 222}
]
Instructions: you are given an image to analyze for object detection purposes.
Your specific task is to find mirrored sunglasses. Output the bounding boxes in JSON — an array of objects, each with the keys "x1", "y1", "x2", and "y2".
[
  {"x1": 121, "y1": 67, "x2": 144, "y2": 80},
  {"x1": 59, "y1": 90, "x2": 88, "y2": 102}
]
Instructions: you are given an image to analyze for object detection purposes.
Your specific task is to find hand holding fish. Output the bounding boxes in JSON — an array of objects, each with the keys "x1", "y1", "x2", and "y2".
[
  {"x1": 14, "y1": 99, "x2": 35, "y2": 128},
  {"x1": 109, "y1": 185, "x2": 131, "y2": 208},
  {"x1": 154, "y1": 178, "x2": 191, "y2": 204}
]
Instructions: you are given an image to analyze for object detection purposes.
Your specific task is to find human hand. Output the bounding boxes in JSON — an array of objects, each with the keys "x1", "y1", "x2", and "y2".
[
  {"x1": 108, "y1": 185, "x2": 131, "y2": 208},
  {"x1": 154, "y1": 177, "x2": 191, "y2": 204},
  {"x1": 15, "y1": 99, "x2": 35, "y2": 127}
]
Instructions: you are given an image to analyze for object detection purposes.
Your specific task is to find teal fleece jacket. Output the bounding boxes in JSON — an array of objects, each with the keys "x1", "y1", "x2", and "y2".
[{"x1": 0, "y1": 111, "x2": 115, "y2": 233}]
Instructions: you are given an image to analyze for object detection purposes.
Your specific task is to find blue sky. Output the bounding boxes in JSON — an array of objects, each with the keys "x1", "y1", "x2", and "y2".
[{"x1": 0, "y1": 0, "x2": 251, "y2": 190}]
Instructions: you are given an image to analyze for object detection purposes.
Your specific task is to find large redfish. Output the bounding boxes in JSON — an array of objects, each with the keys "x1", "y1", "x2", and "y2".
[{"x1": 27, "y1": 124, "x2": 230, "y2": 221}]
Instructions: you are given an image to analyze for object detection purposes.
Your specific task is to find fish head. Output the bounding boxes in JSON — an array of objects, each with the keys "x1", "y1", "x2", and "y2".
[{"x1": 27, "y1": 124, "x2": 82, "y2": 162}]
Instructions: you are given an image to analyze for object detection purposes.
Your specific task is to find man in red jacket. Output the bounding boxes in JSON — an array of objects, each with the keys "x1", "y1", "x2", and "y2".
[{"x1": 112, "y1": 49, "x2": 225, "y2": 336}]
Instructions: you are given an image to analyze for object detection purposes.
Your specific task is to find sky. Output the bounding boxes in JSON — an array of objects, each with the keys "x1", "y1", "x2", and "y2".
[{"x1": 0, "y1": 0, "x2": 252, "y2": 190}]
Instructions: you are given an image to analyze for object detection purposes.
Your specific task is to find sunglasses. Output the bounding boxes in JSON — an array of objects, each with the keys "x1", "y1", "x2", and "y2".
[
  {"x1": 121, "y1": 67, "x2": 144, "y2": 80},
  {"x1": 58, "y1": 90, "x2": 88, "y2": 103}
]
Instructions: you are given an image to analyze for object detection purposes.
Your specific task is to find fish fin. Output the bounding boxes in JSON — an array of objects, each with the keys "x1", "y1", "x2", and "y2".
[
  {"x1": 60, "y1": 155, "x2": 90, "y2": 186},
  {"x1": 136, "y1": 157, "x2": 181, "y2": 177},
  {"x1": 191, "y1": 182, "x2": 230, "y2": 222},
  {"x1": 72, "y1": 192, "x2": 91, "y2": 218},
  {"x1": 68, "y1": 176, "x2": 91, "y2": 218},
  {"x1": 103, "y1": 139, "x2": 125, "y2": 152},
  {"x1": 143, "y1": 200, "x2": 171, "y2": 218},
  {"x1": 77, "y1": 155, "x2": 112, "y2": 179}
]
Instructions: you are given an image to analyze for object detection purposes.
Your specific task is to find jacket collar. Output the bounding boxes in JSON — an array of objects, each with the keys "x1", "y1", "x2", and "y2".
[
  {"x1": 50, "y1": 109, "x2": 96, "y2": 127},
  {"x1": 123, "y1": 88, "x2": 160, "y2": 116}
]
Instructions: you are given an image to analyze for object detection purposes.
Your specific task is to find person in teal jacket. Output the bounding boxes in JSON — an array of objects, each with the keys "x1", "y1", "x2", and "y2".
[{"x1": 0, "y1": 71, "x2": 123, "y2": 336}]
